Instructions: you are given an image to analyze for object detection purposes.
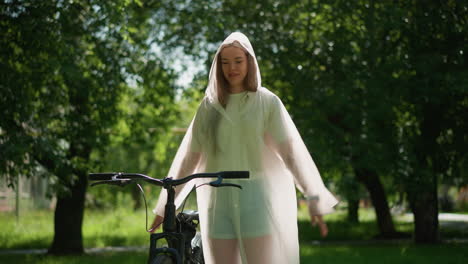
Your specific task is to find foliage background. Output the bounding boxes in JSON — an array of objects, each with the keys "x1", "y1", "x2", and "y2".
[{"x1": 1, "y1": 0, "x2": 467, "y2": 254}]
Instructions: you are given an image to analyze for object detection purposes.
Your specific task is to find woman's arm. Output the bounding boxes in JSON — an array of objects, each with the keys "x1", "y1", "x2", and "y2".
[
  {"x1": 174, "y1": 151, "x2": 201, "y2": 181},
  {"x1": 274, "y1": 139, "x2": 329, "y2": 237},
  {"x1": 149, "y1": 151, "x2": 201, "y2": 233}
]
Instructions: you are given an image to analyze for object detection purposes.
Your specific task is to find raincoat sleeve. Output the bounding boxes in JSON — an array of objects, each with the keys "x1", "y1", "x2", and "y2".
[
  {"x1": 152, "y1": 101, "x2": 206, "y2": 217},
  {"x1": 189, "y1": 104, "x2": 204, "y2": 153},
  {"x1": 266, "y1": 94, "x2": 338, "y2": 215}
]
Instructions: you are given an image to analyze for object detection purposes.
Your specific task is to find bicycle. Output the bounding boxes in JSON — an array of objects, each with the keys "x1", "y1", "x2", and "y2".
[{"x1": 89, "y1": 171, "x2": 249, "y2": 264}]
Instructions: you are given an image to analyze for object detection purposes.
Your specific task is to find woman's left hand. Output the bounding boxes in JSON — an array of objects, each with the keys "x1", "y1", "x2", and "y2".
[
  {"x1": 307, "y1": 200, "x2": 328, "y2": 237},
  {"x1": 310, "y1": 214, "x2": 328, "y2": 237}
]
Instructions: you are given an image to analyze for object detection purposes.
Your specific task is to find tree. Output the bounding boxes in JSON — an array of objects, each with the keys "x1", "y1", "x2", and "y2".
[
  {"x1": 392, "y1": 0, "x2": 468, "y2": 243},
  {"x1": 94, "y1": 60, "x2": 180, "y2": 210},
  {"x1": 1, "y1": 0, "x2": 178, "y2": 254}
]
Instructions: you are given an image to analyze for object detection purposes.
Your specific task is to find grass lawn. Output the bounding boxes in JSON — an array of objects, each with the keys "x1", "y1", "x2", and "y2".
[
  {"x1": 297, "y1": 205, "x2": 468, "y2": 241},
  {"x1": 1, "y1": 205, "x2": 467, "y2": 263},
  {"x1": 0, "y1": 207, "x2": 148, "y2": 249},
  {"x1": 0, "y1": 251, "x2": 148, "y2": 264},
  {"x1": 299, "y1": 243, "x2": 468, "y2": 264},
  {"x1": 0, "y1": 244, "x2": 467, "y2": 264}
]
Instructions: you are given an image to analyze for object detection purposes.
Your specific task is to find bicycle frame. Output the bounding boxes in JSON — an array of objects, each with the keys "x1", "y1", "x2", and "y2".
[{"x1": 148, "y1": 186, "x2": 184, "y2": 263}]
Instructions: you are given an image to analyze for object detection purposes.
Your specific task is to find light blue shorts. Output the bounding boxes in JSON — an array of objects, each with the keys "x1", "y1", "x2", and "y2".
[{"x1": 207, "y1": 179, "x2": 272, "y2": 239}]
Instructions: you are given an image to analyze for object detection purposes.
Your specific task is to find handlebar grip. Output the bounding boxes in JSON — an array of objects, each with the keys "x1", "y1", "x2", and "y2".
[
  {"x1": 89, "y1": 173, "x2": 118, "y2": 181},
  {"x1": 219, "y1": 171, "x2": 250, "y2": 179}
]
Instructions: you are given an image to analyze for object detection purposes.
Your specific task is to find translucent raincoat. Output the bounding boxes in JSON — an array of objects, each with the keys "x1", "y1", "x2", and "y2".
[{"x1": 154, "y1": 32, "x2": 338, "y2": 264}]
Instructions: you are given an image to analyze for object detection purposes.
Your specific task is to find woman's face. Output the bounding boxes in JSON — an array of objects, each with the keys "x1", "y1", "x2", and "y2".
[{"x1": 220, "y1": 46, "x2": 248, "y2": 89}]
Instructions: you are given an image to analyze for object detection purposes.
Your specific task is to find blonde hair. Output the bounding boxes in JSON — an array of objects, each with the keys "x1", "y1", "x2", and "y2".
[{"x1": 216, "y1": 41, "x2": 258, "y2": 107}]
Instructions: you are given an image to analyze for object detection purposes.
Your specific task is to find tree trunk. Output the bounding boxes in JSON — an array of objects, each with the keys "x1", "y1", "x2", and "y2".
[
  {"x1": 407, "y1": 174, "x2": 439, "y2": 243},
  {"x1": 354, "y1": 167, "x2": 401, "y2": 238},
  {"x1": 48, "y1": 171, "x2": 88, "y2": 255},
  {"x1": 405, "y1": 102, "x2": 441, "y2": 244},
  {"x1": 347, "y1": 197, "x2": 359, "y2": 223},
  {"x1": 409, "y1": 191, "x2": 439, "y2": 243}
]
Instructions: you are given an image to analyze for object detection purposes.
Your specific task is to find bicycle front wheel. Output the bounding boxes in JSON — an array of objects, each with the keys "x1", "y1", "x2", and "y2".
[{"x1": 150, "y1": 254, "x2": 175, "y2": 264}]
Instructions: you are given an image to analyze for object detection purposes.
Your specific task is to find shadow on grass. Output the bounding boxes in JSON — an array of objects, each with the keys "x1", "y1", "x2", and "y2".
[
  {"x1": 439, "y1": 221, "x2": 468, "y2": 239},
  {"x1": 2, "y1": 234, "x2": 148, "y2": 251},
  {"x1": 83, "y1": 234, "x2": 148, "y2": 248},
  {"x1": 298, "y1": 214, "x2": 468, "y2": 245},
  {"x1": 300, "y1": 243, "x2": 468, "y2": 264},
  {"x1": 298, "y1": 218, "x2": 413, "y2": 242},
  {"x1": 2, "y1": 238, "x2": 52, "y2": 250}
]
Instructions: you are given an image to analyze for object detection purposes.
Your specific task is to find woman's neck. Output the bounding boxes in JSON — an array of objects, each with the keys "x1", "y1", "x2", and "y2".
[{"x1": 229, "y1": 84, "x2": 246, "y2": 94}]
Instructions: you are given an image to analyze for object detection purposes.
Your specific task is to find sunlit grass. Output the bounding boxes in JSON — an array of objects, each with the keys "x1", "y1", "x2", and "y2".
[
  {"x1": 0, "y1": 210, "x2": 54, "y2": 249},
  {"x1": 1, "y1": 206, "x2": 467, "y2": 264},
  {"x1": 0, "y1": 208, "x2": 150, "y2": 250},
  {"x1": 1, "y1": 204, "x2": 466, "y2": 252},
  {"x1": 82, "y1": 207, "x2": 150, "y2": 248}
]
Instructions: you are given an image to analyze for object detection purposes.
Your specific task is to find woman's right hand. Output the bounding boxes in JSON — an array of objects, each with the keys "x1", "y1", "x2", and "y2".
[{"x1": 148, "y1": 215, "x2": 164, "y2": 233}]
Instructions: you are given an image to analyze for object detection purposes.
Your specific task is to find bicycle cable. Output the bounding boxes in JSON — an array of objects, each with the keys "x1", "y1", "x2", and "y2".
[
  {"x1": 195, "y1": 183, "x2": 211, "y2": 189},
  {"x1": 136, "y1": 181, "x2": 216, "y2": 233},
  {"x1": 180, "y1": 183, "x2": 206, "y2": 214},
  {"x1": 135, "y1": 183, "x2": 151, "y2": 232}
]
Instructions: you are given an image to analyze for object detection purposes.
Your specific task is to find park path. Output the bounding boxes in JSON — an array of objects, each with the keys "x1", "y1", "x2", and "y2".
[
  {"x1": 401, "y1": 213, "x2": 468, "y2": 222},
  {"x1": 0, "y1": 246, "x2": 147, "y2": 255},
  {"x1": 437, "y1": 213, "x2": 468, "y2": 222},
  {"x1": 401, "y1": 213, "x2": 468, "y2": 232}
]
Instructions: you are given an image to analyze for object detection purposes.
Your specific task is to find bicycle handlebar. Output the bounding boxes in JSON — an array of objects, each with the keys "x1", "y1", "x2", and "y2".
[
  {"x1": 215, "y1": 171, "x2": 250, "y2": 179},
  {"x1": 89, "y1": 171, "x2": 250, "y2": 241},
  {"x1": 88, "y1": 171, "x2": 250, "y2": 188},
  {"x1": 89, "y1": 172, "x2": 151, "y2": 181}
]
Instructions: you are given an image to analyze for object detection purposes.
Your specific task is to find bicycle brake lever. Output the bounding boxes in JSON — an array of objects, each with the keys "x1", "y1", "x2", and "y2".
[
  {"x1": 209, "y1": 182, "x2": 242, "y2": 189},
  {"x1": 207, "y1": 175, "x2": 242, "y2": 189}
]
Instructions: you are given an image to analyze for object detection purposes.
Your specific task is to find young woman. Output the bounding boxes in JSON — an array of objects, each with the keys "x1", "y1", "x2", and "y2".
[{"x1": 150, "y1": 32, "x2": 338, "y2": 264}]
